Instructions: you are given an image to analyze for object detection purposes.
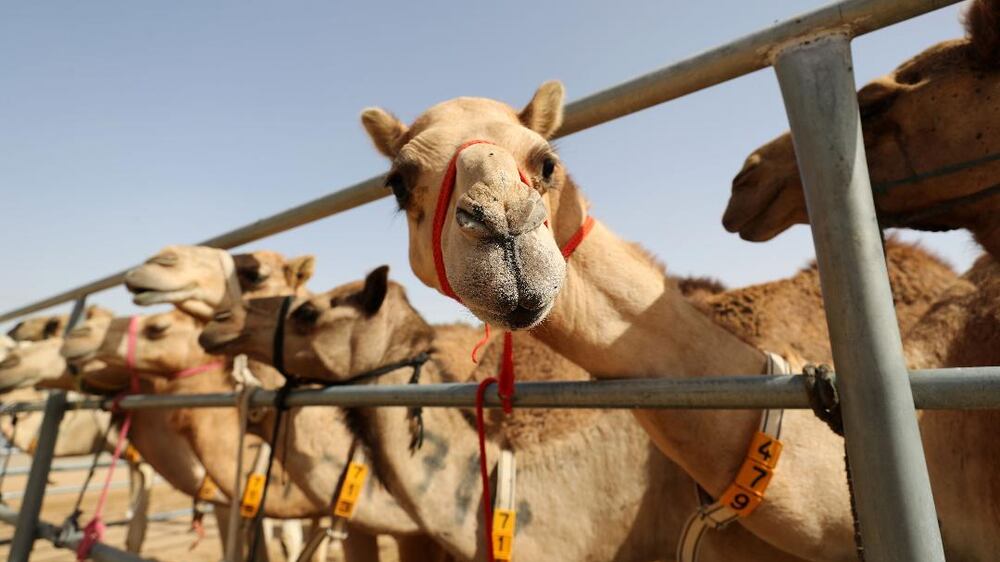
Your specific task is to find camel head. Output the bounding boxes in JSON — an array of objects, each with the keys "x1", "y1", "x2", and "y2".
[
  {"x1": 62, "y1": 310, "x2": 212, "y2": 391},
  {"x1": 723, "y1": 0, "x2": 1000, "y2": 257},
  {"x1": 201, "y1": 266, "x2": 434, "y2": 382},
  {"x1": 6, "y1": 306, "x2": 111, "y2": 342},
  {"x1": 125, "y1": 245, "x2": 315, "y2": 321},
  {"x1": 0, "y1": 338, "x2": 67, "y2": 392},
  {"x1": 361, "y1": 82, "x2": 572, "y2": 330}
]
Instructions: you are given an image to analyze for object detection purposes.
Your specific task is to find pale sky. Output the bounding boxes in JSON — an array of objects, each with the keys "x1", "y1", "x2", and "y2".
[{"x1": 0, "y1": 1, "x2": 979, "y2": 331}]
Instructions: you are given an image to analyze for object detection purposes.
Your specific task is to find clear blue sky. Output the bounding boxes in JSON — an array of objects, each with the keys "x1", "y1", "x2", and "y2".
[{"x1": 0, "y1": 1, "x2": 980, "y2": 331}]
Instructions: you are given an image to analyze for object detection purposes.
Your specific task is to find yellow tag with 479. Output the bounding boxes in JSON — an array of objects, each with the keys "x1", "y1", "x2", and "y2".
[
  {"x1": 492, "y1": 509, "x2": 516, "y2": 561},
  {"x1": 240, "y1": 473, "x2": 266, "y2": 518},
  {"x1": 333, "y1": 462, "x2": 368, "y2": 519}
]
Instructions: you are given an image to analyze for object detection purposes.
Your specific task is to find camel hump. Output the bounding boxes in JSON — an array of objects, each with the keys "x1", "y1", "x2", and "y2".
[
  {"x1": 472, "y1": 332, "x2": 602, "y2": 450},
  {"x1": 883, "y1": 238, "x2": 959, "y2": 321},
  {"x1": 966, "y1": 0, "x2": 1000, "y2": 65}
]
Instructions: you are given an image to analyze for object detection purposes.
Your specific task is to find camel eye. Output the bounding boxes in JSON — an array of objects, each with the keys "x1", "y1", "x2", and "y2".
[
  {"x1": 238, "y1": 268, "x2": 264, "y2": 286},
  {"x1": 541, "y1": 157, "x2": 557, "y2": 181},
  {"x1": 385, "y1": 172, "x2": 409, "y2": 208},
  {"x1": 145, "y1": 322, "x2": 170, "y2": 339},
  {"x1": 291, "y1": 302, "x2": 320, "y2": 329}
]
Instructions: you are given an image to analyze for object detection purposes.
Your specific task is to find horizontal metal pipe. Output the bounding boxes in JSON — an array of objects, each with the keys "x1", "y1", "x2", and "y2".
[
  {"x1": 1, "y1": 479, "x2": 146, "y2": 501},
  {"x1": 0, "y1": 503, "x2": 151, "y2": 562},
  {"x1": 3, "y1": 459, "x2": 125, "y2": 477},
  {"x1": 1, "y1": 368, "x2": 998, "y2": 413},
  {"x1": 0, "y1": 0, "x2": 961, "y2": 323}
]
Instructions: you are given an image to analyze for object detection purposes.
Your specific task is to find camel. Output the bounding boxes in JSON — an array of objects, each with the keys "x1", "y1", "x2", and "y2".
[
  {"x1": 721, "y1": 0, "x2": 1000, "y2": 258},
  {"x1": 0, "y1": 338, "x2": 155, "y2": 554},
  {"x1": 125, "y1": 245, "x2": 315, "y2": 321},
  {"x1": 200, "y1": 268, "x2": 829, "y2": 561},
  {"x1": 897, "y1": 254, "x2": 1000, "y2": 562},
  {"x1": 6, "y1": 306, "x2": 112, "y2": 342},
  {"x1": 69, "y1": 308, "x2": 456, "y2": 562},
  {"x1": 124, "y1": 245, "x2": 455, "y2": 562},
  {"x1": 357, "y1": 82, "x2": 978, "y2": 560}
]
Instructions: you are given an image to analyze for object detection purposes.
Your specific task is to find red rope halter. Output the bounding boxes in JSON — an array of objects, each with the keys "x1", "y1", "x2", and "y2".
[
  {"x1": 77, "y1": 316, "x2": 142, "y2": 560},
  {"x1": 431, "y1": 139, "x2": 593, "y2": 562}
]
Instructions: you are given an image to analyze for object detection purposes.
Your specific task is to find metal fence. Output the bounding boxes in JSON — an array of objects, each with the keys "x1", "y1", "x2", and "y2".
[{"x1": 0, "y1": 1, "x2": 987, "y2": 561}]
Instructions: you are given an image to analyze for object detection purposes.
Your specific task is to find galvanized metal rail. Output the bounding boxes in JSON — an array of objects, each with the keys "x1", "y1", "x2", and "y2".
[
  {"x1": 0, "y1": 0, "x2": 984, "y2": 561},
  {"x1": 0, "y1": 368, "x2": 998, "y2": 414}
]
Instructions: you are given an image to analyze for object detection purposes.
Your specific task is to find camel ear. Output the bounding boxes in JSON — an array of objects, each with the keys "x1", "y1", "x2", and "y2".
[
  {"x1": 965, "y1": 0, "x2": 1000, "y2": 66},
  {"x1": 519, "y1": 81, "x2": 565, "y2": 139},
  {"x1": 359, "y1": 265, "x2": 390, "y2": 316},
  {"x1": 857, "y1": 80, "x2": 899, "y2": 119},
  {"x1": 361, "y1": 108, "x2": 408, "y2": 158},
  {"x1": 85, "y1": 305, "x2": 112, "y2": 320},
  {"x1": 284, "y1": 255, "x2": 316, "y2": 290}
]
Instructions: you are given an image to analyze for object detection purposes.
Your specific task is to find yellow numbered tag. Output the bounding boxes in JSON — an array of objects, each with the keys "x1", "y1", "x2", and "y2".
[
  {"x1": 333, "y1": 462, "x2": 368, "y2": 519},
  {"x1": 719, "y1": 484, "x2": 765, "y2": 517},
  {"x1": 492, "y1": 509, "x2": 516, "y2": 561},
  {"x1": 124, "y1": 444, "x2": 143, "y2": 464},
  {"x1": 733, "y1": 459, "x2": 774, "y2": 496},
  {"x1": 240, "y1": 473, "x2": 266, "y2": 518},
  {"x1": 747, "y1": 431, "x2": 783, "y2": 469},
  {"x1": 197, "y1": 475, "x2": 219, "y2": 502}
]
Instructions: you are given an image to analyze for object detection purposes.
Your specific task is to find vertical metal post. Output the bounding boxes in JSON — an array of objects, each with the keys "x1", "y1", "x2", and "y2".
[
  {"x1": 8, "y1": 391, "x2": 68, "y2": 562},
  {"x1": 64, "y1": 296, "x2": 88, "y2": 335},
  {"x1": 773, "y1": 34, "x2": 944, "y2": 561}
]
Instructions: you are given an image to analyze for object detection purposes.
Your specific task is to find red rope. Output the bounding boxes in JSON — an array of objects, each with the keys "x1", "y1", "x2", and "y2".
[
  {"x1": 471, "y1": 324, "x2": 491, "y2": 364},
  {"x1": 77, "y1": 316, "x2": 141, "y2": 560}
]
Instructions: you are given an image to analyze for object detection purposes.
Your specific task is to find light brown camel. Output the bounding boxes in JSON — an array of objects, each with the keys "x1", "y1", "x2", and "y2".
[
  {"x1": 200, "y1": 268, "x2": 820, "y2": 562},
  {"x1": 0, "y1": 338, "x2": 155, "y2": 554},
  {"x1": 358, "y1": 83, "x2": 974, "y2": 560},
  {"x1": 125, "y1": 245, "x2": 315, "y2": 321},
  {"x1": 125, "y1": 245, "x2": 453, "y2": 562},
  {"x1": 72, "y1": 309, "x2": 454, "y2": 562},
  {"x1": 721, "y1": 0, "x2": 1000, "y2": 257},
  {"x1": 899, "y1": 254, "x2": 1000, "y2": 561},
  {"x1": 6, "y1": 305, "x2": 112, "y2": 342}
]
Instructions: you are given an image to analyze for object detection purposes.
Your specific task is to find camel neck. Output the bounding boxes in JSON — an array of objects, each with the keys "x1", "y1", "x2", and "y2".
[{"x1": 535, "y1": 186, "x2": 770, "y2": 494}]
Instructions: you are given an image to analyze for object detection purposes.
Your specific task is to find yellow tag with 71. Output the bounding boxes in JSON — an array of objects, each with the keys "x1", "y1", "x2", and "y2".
[
  {"x1": 333, "y1": 462, "x2": 368, "y2": 519},
  {"x1": 492, "y1": 509, "x2": 516, "y2": 561},
  {"x1": 240, "y1": 473, "x2": 266, "y2": 518}
]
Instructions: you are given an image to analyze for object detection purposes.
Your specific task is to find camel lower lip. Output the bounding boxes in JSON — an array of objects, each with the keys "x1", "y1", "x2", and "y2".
[
  {"x1": 503, "y1": 306, "x2": 547, "y2": 330},
  {"x1": 199, "y1": 332, "x2": 241, "y2": 354},
  {"x1": 132, "y1": 288, "x2": 196, "y2": 306}
]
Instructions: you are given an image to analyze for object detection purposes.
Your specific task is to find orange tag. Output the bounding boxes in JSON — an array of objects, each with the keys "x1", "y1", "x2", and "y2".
[
  {"x1": 746, "y1": 432, "x2": 782, "y2": 469},
  {"x1": 240, "y1": 473, "x2": 266, "y2": 518},
  {"x1": 733, "y1": 459, "x2": 774, "y2": 497},
  {"x1": 197, "y1": 476, "x2": 218, "y2": 502},
  {"x1": 27, "y1": 437, "x2": 38, "y2": 454},
  {"x1": 332, "y1": 462, "x2": 368, "y2": 519},
  {"x1": 719, "y1": 484, "x2": 765, "y2": 517},
  {"x1": 124, "y1": 444, "x2": 143, "y2": 464},
  {"x1": 492, "y1": 509, "x2": 516, "y2": 561}
]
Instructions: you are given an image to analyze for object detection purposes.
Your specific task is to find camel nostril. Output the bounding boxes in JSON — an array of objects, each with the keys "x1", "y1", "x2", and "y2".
[
  {"x1": 732, "y1": 159, "x2": 761, "y2": 189},
  {"x1": 67, "y1": 327, "x2": 91, "y2": 339},
  {"x1": 456, "y1": 207, "x2": 494, "y2": 239},
  {"x1": 213, "y1": 310, "x2": 233, "y2": 323}
]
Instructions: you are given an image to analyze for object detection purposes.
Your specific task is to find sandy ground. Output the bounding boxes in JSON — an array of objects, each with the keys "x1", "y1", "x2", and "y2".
[{"x1": 0, "y1": 452, "x2": 401, "y2": 562}]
